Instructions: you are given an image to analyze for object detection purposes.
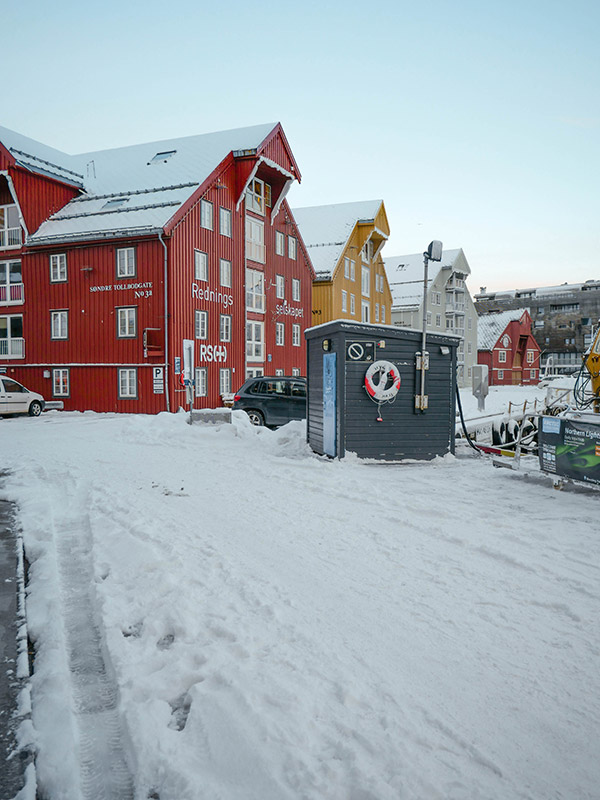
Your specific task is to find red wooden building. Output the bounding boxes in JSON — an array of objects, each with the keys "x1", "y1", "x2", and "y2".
[
  {"x1": 477, "y1": 309, "x2": 541, "y2": 385},
  {"x1": 0, "y1": 122, "x2": 314, "y2": 413}
]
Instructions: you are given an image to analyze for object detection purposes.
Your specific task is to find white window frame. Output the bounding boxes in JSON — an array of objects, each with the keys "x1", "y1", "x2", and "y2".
[
  {"x1": 195, "y1": 309, "x2": 208, "y2": 340},
  {"x1": 116, "y1": 247, "x2": 136, "y2": 278},
  {"x1": 344, "y1": 257, "x2": 351, "y2": 279},
  {"x1": 195, "y1": 367, "x2": 208, "y2": 397},
  {"x1": 288, "y1": 236, "x2": 297, "y2": 260},
  {"x1": 118, "y1": 368, "x2": 137, "y2": 399},
  {"x1": 117, "y1": 306, "x2": 136, "y2": 338},
  {"x1": 350, "y1": 294, "x2": 356, "y2": 315},
  {"x1": 381, "y1": 305, "x2": 385, "y2": 323},
  {"x1": 375, "y1": 304, "x2": 380, "y2": 322},
  {"x1": 498, "y1": 369, "x2": 504, "y2": 380},
  {"x1": 276, "y1": 321, "x2": 285, "y2": 346},
  {"x1": 426, "y1": 311, "x2": 431, "y2": 325},
  {"x1": 341, "y1": 290, "x2": 348, "y2": 312},
  {"x1": 361, "y1": 265, "x2": 370, "y2": 297},
  {"x1": 194, "y1": 250, "x2": 208, "y2": 281},
  {"x1": 246, "y1": 321, "x2": 264, "y2": 362},
  {"x1": 246, "y1": 367, "x2": 264, "y2": 379},
  {"x1": 0, "y1": 204, "x2": 21, "y2": 249},
  {"x1": 219, "y1": 258, "x2": 232, "y2": 288},
  {"x1": 526, "y1": 350, "x2": 535, "y2": 363},
  {"x1": 52, "y1": 368, "x2": 69, "y2": 397},
  {"x1": 246, "y1": 177, "x2": 267, "y2": 215},
  {"x1": 245, "y1": 217, "x2": 265, "y2": 264},
  {"x1": 292, "y1": 278, "x2": 300, "y2": 302},
  {"x1": 51, "y1": 310, "x2": 68, "y2": 340},
  {"x1": 50, "y1": 253, "x2": 67, "y2": 283},
  {"x1": 246, "y1": 268, "x2": 265, "y2": 312},
  {"x1": 361, "y1": 301, "x2": 370, "y2": 322},
  {"x1": 276, "y1": 274, "x2": 285, "y2": 299},
  {"x1": 219, "y1": 314, "x2": 231, "y2": 342},
  {"x1": 530, "y1": 369, "x2": 536, "y2": 379},
  {"x1": 219, "y1": 207, "x2": 232, "y2": 237},
  {"x1": 200, "y1": 199, "x2": 213, "y2": 230},
  {"x1": 361, "y1": 240, "x2": 373, "y2": 263},
  {"x1": 275, "y1": 230, "x2": 285, "y2": 256},
  {"x1": 435, "y1": 313, "x2": 441, "y2": 327},
  {"x1": 467, "y1": 342, "x2": 472, "y2": 354},
  {"x1": 498, "y1": 350, "x2": 507, "y2": 363},
  {"x1": 291, "y1": 367, "x2": 300, "y2": 377},
  {"x1": 219, "y1": 368, "x2": 232, "y2": 395},
  {"x1": 292, "y1": 323, "x2": 301, "y2": 347},
  {"x1": 275, "y1": 369, "x2": 284, "y2": 376}
]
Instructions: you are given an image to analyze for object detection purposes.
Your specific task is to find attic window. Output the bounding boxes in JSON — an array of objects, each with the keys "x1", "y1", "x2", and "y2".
[
  {"x1": 149, "y1": 150, "x2": 176, "y2": 164},
  {"x1": 103, "y1": 198, "x2": 129, "y2": 209}
]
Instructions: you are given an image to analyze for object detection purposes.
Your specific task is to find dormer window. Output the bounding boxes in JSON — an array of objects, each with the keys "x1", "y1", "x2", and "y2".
[
  {"x1": 246, "y1": 178, "x2": 271, "y2": 216},
  {"x1": 148, "y1": 150, "x2": 176, "y2": 164},
  {"x1": 0, "y1": 205, "x2": 21, "y2": 249},
  {"x1": 361, "y1": 240, "x2": 374, "y2": 263}
]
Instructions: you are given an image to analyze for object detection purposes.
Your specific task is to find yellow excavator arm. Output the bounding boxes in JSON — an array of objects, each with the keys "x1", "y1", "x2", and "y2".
[{"x1": 584, "y1": 325, "x2": 600, "y2": 412}]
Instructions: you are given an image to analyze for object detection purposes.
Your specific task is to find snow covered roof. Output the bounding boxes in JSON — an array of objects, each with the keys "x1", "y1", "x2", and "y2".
[
  {"x1": 292, "y1": 200, "x2": 384, "y2": 279},
  {"x1": 475, "y1": 280, "x2": 600, "y2": 300},
  {"x1": 0, "y1": 122, "x2": 281, "y2": 244},
  {"x1": 385, "y1": 248, "x2": 467, "y2": 309},
  {"x1": 477, "y1": 308, "x2": 530, "y2": 350}
]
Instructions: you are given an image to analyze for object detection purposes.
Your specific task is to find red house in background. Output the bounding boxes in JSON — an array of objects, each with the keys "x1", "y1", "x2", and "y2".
[
  {"x1": 477, "y1": 309, "x2": 541, "y2": 385},
  {"x1": 0, "y1": 122, "x2": 314, "y2": 413}
]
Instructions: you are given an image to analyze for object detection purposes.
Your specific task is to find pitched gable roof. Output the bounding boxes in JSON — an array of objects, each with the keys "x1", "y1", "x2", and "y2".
[
  {"x1": 477, "y1": 309, "x2": 530, "y2": 350},
  {"x1": 292, "y1": 200, "x2": 385, "y2": 279},
  {"x1": 384, "y1": 248, "x2": 468, "y2": 308},
  {"x1": 0, "y1": 122, "x2": 287, "y2": 244}
]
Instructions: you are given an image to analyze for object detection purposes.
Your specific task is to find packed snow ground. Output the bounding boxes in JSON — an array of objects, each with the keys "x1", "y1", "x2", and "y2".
[{"x1": 2, "y1": 399, "x2": 599, "y2": 800}]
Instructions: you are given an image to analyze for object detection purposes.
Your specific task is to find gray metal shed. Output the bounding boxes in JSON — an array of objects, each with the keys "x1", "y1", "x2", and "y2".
[{"x1": 305, "y1": 320, "x2": 459, "y2": 460}]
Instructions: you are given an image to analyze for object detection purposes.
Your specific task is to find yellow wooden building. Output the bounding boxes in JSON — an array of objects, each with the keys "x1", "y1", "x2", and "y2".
[{"x1": 292, "y1": 200, "x2": 392, "y2": 325}]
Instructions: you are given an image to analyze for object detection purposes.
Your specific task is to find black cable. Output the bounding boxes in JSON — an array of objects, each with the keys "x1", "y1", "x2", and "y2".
[{"x1": 455, "y1": 384, "x2": 483, "y2": 453}]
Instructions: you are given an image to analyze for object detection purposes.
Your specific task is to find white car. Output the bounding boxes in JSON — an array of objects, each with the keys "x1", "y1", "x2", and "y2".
[{"x1": 0, "y1": 377, "x2": 45, "y2": 417}]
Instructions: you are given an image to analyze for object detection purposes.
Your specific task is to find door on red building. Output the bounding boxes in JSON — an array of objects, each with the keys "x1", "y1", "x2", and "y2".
[{"x1": 512, "y1": 351, "x2": 522, "y2": 384}]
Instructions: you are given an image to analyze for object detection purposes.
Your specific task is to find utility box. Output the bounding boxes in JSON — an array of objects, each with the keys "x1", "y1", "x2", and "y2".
[{"x1": 305, "y1": 321, "x2": 459, "y2": 460}]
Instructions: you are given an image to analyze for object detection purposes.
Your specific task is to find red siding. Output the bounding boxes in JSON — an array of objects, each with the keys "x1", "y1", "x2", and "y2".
[
  {"x1": 10, "y1": 167, "x2": 79, "y2": 235},
  {"x1": 10, "y1": 237, "x2": 167, "y2": 412}
]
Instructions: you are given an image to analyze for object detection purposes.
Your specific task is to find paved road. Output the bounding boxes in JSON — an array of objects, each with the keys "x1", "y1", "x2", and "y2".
[{"x1": 0, "y1": 493, "x2": 28, "y2": 799}]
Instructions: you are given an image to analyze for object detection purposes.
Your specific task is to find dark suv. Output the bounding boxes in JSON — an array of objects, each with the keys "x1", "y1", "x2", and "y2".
[{"x1": 233, "y1": 376, "x2": 307, "y2": 427}]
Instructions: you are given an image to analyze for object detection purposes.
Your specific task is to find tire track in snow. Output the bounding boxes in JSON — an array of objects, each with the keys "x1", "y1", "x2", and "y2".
[{"x1": 54, "y1": 475, "x2": 134, "y2": 800}]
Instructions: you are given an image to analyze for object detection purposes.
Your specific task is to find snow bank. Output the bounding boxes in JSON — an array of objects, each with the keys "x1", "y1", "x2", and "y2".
[{"x1": 2, "y1": 410, "x2": 600, "y2": 799}]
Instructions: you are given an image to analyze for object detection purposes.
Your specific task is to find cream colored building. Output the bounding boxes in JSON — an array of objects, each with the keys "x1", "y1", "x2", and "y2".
[
  {"x1": 292, "y1": 200, "x2": 392, "y2": 325},
  {"x1": 384, "y1": 248, "x2": 477, "y2": 387}
]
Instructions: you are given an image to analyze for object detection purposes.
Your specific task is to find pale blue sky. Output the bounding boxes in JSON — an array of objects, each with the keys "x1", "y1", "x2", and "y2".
[{"x1": 5, "y1": 0, "x2": 599, "y2": 292}]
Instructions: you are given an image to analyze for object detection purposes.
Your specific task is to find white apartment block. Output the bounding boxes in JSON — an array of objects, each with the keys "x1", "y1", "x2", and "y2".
[{"x1": 384, "y1": 248, "x2": 477, "y2": 388}]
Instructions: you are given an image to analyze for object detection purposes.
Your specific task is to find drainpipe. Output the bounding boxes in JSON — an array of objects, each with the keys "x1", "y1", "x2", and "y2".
[{"x1": 158, "y1": 232, "x2": 170, "y2": 412}]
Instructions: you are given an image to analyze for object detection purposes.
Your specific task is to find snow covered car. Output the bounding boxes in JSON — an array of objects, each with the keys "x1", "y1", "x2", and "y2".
[
  {"x1": 233, "y1": 376, "x2": 307, "y2": 427},
  {"x1": 0, "y1": 377, "x2": 45, "y2": 417}
]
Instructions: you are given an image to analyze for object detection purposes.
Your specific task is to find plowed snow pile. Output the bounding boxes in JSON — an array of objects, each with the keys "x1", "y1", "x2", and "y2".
[{"x1": 2, "y1": 409, "x2": 599, "y2": 800}]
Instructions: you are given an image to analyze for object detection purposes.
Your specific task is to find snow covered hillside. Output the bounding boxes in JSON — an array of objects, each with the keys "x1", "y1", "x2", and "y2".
[{"x1": 2, "y1": 409, "x2": 599, "y2": 800}]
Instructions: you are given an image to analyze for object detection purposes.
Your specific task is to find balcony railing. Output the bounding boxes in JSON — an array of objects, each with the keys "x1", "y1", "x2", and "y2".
[
  {"x1": 0, "y1": 283, "x2": 24, "y2": 304},
  {"x1": 0, "y1": 338, "x2": 25, "y2": 358},
  {"x1": 0, "y1": 228, "x2": 22, "y2": 248}
]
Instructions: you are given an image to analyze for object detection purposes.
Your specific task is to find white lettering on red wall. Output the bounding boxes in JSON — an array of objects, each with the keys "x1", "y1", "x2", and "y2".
[
  {"x1": 191, "y1": 282, "x2": 234, "y2": 309},
  {"x1": 198, "y1": 344, "x2": 228, "y2": 363},
  {"x1": 275, "y1": 300, "x2": 304, "y2": 318},
  {"x1": 89, "y1": 281, "x2": 153, "y2": 298}
]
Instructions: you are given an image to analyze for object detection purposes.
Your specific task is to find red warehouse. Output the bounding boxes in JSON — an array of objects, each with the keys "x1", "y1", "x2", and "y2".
[
  {"x1": 0, "y1": 122, "x2": 314, "y2": 413},
  {"x1": 477, "y1": 309, "x2": 541, "y2": 385}
]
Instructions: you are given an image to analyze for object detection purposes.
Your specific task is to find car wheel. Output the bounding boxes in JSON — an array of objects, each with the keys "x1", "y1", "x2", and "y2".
[
  {"x1": 246, "y1": 409, "x2": 265, "y2": 426},
  {"x1": 28, "y1": 401, "x2": 42, "y2": 417}
]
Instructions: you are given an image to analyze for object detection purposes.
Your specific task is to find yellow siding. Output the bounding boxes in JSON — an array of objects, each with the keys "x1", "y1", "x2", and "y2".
[{"x1": 312, "y1": 200, "x2": 394, "y2": 324}]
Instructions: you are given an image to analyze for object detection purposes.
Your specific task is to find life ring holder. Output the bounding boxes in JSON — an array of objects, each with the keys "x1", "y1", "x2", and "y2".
[{"x1": 364, "y1": 360, "x2": 401, "y2": 420}]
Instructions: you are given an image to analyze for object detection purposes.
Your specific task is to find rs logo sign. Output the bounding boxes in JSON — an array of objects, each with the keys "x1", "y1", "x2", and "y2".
[{"x1": 198, "y1": 344, "x2": 228, "y2": 363}]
